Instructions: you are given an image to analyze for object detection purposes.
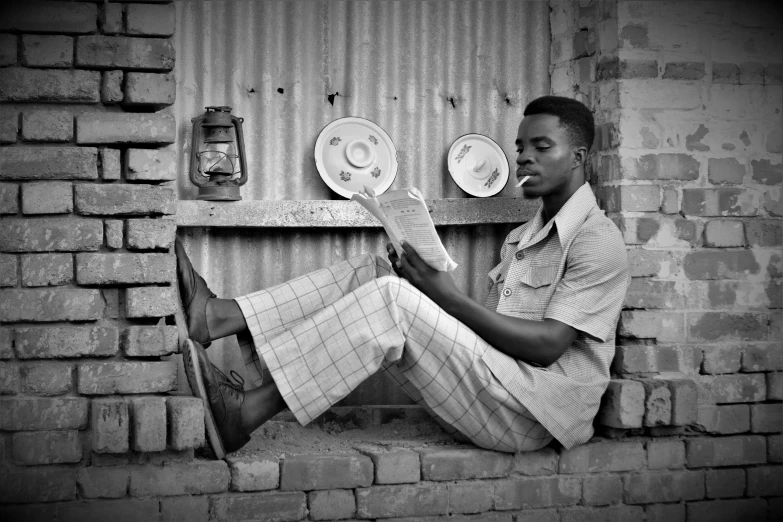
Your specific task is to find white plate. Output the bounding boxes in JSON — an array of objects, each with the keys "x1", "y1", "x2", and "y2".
[
  {"x1": 447, "y1": 134, "x2": 509, "y2": 197},
  {"x1": 314, "y1": 117, "x2": 398, "y2": 199}
]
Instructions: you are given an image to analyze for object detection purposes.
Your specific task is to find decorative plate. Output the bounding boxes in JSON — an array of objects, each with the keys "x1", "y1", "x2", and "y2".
[
  {"x1": 447, "y1": 133, "x2": 509, "y2": 197},
  {"x1": 314, "y1": 117, "x2": 398, "y2": 199}
]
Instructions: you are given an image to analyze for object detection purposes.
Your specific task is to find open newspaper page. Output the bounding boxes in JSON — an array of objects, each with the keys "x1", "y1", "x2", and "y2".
[{"x1": 352, "y1": 187, "x2": 458, "y2": 272}]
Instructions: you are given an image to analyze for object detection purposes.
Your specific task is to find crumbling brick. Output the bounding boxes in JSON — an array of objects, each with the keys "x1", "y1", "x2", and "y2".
[
  {"x1": 0, "y1": 254, "x2": 18, "y2": 287},
  {"x1": 742, "y1": 344, "x2": 783, "y2": 371},
  {"x1": 99, "y1": 148, "x2": 122, "y2": 180},
  {"x1": 78, "y1": 361, "x2": 177, "y2": 395},
  {"x1": 618, "y1": 311, "x2": 686, "y2": 342},
  {"x1": 125, "y1": 286, "x2": 178, "y2": 318},
  {"x1": 582, "y1": 474, "x2": 622, "y2": 506},
  {"x1": 358, "y1": 446, "x2": 420, "y2": 484},
  {"x1": 681, "y1": 188, "x2": 758, "y2": 217},
  {"x1": 75, "y1": 184, "x2": 176, "y2": 216},
  {"x1": 21, "y1": 182, "x2": 73, "y2": 215},
  {"x1": 77, "y1": 467, "x2": 129, "y2": 499},
  {"x1": 15, "y1": 326, "x2": 117, "y2": 359},
  {"x1": 663, "y1": 61, "x2": 705, "y2": 80},
  {"x1": 125, "y1": 147, "x2": 177, "y2": 181},
  {"x1": 20, "y1": 363, "x2": 73, "y2": 396},
  {"x1": 166, "y1": 396, "x2": 205, "y2": 451},
  {"x1": 686, "y1": 436, "x2": 766, "y2": 467},
  {"x1": 308, "y1": 489, "x2": 356, "y2": 520},
  {"x1": 280, "y1": 454, "x2": 373, "y2": 491},
  {"x1": 0, "y1": 183, "x2": 19, "y2": 213},
  {"x1": 697, "y1": 404, "x2": 750, "y2": 435},
  {"x1": 101, "y1": 70, "x2": 124, "y2": 104},
  {"x1": 105, "y1": 220, "x2": 123, "y2": 250},
  {"x1": 513, "y1": 447, "x2": 558, "y2": 476},
  {"x1": 99, "y1": 3, "x2": 123, "y2": 35},
  {"x1": 623, "y1": 470, "x2": 704, "y2": 504},
  {"x1": 76, "y1": 35, "x2": 175, "y2": 70},
  {"x1": 0, "y1": 328, "x2": 14, "y2": 359},
  {"x1": 130, "y1": 397, "x2": 167, "y2": 452},
  {"x1": 129, "y1": 461, "x2": 230, "y2": 497},
  {"x1": 75, "y1": 253, "x2": 174, "y2": 285},
  {"x1": 0, "y1": 217, "x2": 103, "y2": 252},
  {"x1": 122, "y1": 325, "x2": 177, "y2": 357},
  {"x1": 420, "y1": 448, "x2": 513, "y2": 481},
  {"x1": 126, "y1": 218, "x2": 176, "y2": 250},
  {"x1": 0, "y1": 363, "x2": 19, "y2": 395},
  {"x1": 356, "y1": 483, "x2": 448, "y2": 518},
  {"x1": 91, "y1": 398, "x2": 129, "y2": 454},
  {"x1": 0, "y1": 396, "x2": 88, "y2": 430},
  {"x1": 683, "y1": 251, "x2": 760, "y2": 280},
  {"x1": 21, "y1": 110, "x2": 73, "y2": 142},
  {"x1": 688, "y1": 312, "x2": 769, "y2": 342},
  {"x1": 21, "y1": 35, "x2": 73, "y2": 68},
  {"x1": 0, "y1": 288, "x2": 104, "y2": 322},
  {"x1": 703, "y1": 220, "x2": 745, "y2": 247},
  {"x1": 76, "y1": 113, "x2": 175, "y2": 145},
  {"x1": 495, "y1": 476, "x2": 581, "y2": 510},
  {"x1": 228, "y1": 457, "x2": 279, "y2": 492},
  {"x1": 647, "y1": 439, "x2": 685, "y2": 470},
  {"x1": 21, "y1": 253, "x2": 73, "y2": 287},
  {"x1": 210, "y1": 492, "x2": 306, "y2": 522},
  {"x1": 12, "y1": 430, "x2": 82, "y2": 465},
  {"x1": 0, "y1": 146, "x2": 98, "y2": 180},
  {"x1": 623, "y1": 153, "x2": 700, "y2": 181},
  {"x1": 0, "y1": 68, "x2": 100, "y2": 103},
  {"x1": 0, "y1": 467, "x2": 77, "y2": 503},
  {"x1": 598, "y1": 379, "x2": 644, "y2": 428},
  {"x1": 559, "y1": 441, "x2": 646, "y2": 473},
  {"x1": 708, "y1": 158, "x2": 745, "y2": 184},
  {"x1": 750, "y1": 158, "x2": 782, "y2": 185}
]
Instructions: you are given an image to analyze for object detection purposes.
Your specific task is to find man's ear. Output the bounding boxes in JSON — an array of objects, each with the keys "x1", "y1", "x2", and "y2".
[{"x1": 571, "y1": 146, "x2": 587, "y2": 170}]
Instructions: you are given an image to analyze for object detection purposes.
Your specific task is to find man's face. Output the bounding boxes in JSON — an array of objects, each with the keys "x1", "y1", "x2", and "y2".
[{"x1": 515, "y1": 113, "x2": 577, "y2": 199}]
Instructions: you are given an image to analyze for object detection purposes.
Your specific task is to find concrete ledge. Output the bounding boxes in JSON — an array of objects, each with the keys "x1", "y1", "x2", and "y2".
[{"x1": 176, "y1": 198, "x2": 538, "y2": 228}]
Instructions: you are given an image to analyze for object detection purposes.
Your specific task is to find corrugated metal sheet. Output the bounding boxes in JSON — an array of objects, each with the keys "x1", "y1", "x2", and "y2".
[{"x1": 173, "y1": 0, "x2": 550, "y2": 404}]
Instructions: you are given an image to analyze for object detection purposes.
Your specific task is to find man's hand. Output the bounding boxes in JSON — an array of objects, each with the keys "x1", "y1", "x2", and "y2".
[{"x1": 394, "y1": 241, "x2": 463, "y2": 312}]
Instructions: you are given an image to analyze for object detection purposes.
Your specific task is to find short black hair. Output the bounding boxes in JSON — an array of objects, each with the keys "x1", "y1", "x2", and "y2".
[{"x1": 523, "y1": 96, "x2": 595, "y2": 151}]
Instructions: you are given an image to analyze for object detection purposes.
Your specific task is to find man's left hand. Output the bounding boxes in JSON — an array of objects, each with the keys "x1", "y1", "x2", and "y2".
[{"x1": 396, "y1": 241, "x2": 463, "y2": 311}]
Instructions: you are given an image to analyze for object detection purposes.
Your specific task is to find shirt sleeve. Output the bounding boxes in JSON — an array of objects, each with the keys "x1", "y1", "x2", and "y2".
[{"x1": 545, "y1": 222, "x2": 629, "y2": 342}]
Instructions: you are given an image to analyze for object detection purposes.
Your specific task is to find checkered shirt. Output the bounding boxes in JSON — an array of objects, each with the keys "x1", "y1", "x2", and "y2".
[{"x1": 483, "y1": 182, "x2": 629, "y2": 449}]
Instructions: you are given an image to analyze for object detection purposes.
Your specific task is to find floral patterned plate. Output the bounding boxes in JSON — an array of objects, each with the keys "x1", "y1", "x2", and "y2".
[
  {"x1": 447, "y1": 133, "x2": 509, "y2": 197},
  {"x1": 314, "y1": 117, "x2": 398, "y2": 199}
]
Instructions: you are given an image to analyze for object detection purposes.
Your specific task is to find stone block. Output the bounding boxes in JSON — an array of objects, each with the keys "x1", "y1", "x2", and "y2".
[
  {"x1": 21, "y1": 182, "x2": 72, "y2": 215},
  {"x1": 746, "y1": 219, "x2": 782, "y2": 247},
  {"x1": 513, "y1": 447, "x2": 558, "y2": 476},
  {"x1": 623, "y1": 470, "x2": 704, "y2": 504},
  {"x1": 708, "y1": 158, "x2": 745, "y2": 184},
  {"x1": 75, "y1": 184, "x2": 176, "y2": 215},
  {"x1": 618, "y1": 311, "x2": 686, "y2": 343},
  {"x1": 75, "y1": 253, "x2": 174, "y2": 285},
  {"x1": 76, "y1": 35, "x2": 174, "y2": 70},
  {"x1": 742, "y1": 344, "x2": 783, "y2": 371},
  {"x1": 0, "y1": 467, "x2": 77, "y2": 503},
  {"x1": 686, "y1": 436, "x2": 766, "y2": 467},
  {"x1": 125, "y1": 286, "x2": 178, "y2": 318},
  {"x1": 92, "y1": 398, "x2": 129, "y2": 454},
  {"x1": 166, "y1": 396, "x2": 205, "y2": 450},
  {"x1": 307, "y1": 489, "x2": 356, "y2": 520},
  {"x1": 597, "y1": 379, "x2": 645, "y2": 429},
  {"x1": 0, "y1": 146, "x2": 98, "y2": 180},
  {"x1": 99, "y1": 3, "x2": 123, "y2": 35},
  {"x1": 12, "y1": 430, "x2": 82, "y2": 465},
  {"x1": 0, "y1": 363, "x2": 19, "y2": 395},
  {"x1": 420, "y1": 447, "x2": 513, "y2": 481},
  {"x1": 100, "y1": 148, "x2": 122, "y2": 180},
  {"x1": 0, "y1": 288, "x2": 104, "y2": 322},
  {"x1": 21, "y1": 35, "x2": 73, "y2": 68},
  {"x1": 228, "y1": 457, "x2": 279, "y2": 492},
  {"x1": 624, "y1": 279, "x2": 685, "y2": 309},
  {"x1": 0, "y1": 254, "x2": 18, "y2": 287},
  {"x1": 129, "y1": 461, "x2": 230, "y2": 497},
  {"x1": 0, "y1": 183, "x2": 19, "y2": 213},
  {"x1": 15, "y1": 326, "x2": 117, "y2": 359},
  {"x1": 622, "y1": 153, "x2": 700, "y2": 181},
  {"x1": 280, "y1": 454, "x2": 373, "y2": 491},
  {"x1": 356, "y1": 484, "x2": 448, "y2": 518},
  {"x1": 703, "y1": 220, "x2": 745, "y2": 247},
  {"x1": 705, "y1": 373, "x2": 766, "y2": 403},
  {"x1": 0, "y1": 1, "x2": 97, "y2": 33},
  {"x1": 127, "y1": 218, "x2": 176, "y2": 250},
  {"x1": 76, "y1": 467, "x2": 129, "y2": 499},
  {"x1": 684, "y1": 250, "x2": 760, "y2": 280},
  {"x1": 0, "y1": 34, "x2": 17, "y2": 67},
  {"x1": 122, "y1": 325, "x2": 177, "y2": 357},
  {"x1": 0, "y1": 396, "x2": 88, "y2": 430},
  {"x1": 105, "y1": 220, "x2": 123, "y2": 249},
  {"x1": 124, "y1": 72, "x2": 175, "y2": 108},
  {"x1": 76, "y1": 112, "x2": 175, "y2": 145},
  {"x1": 750, "y1": 403, "x2": 782, "y2": 433},
  {"x1": 751, "y1": 158, "x2": 782, "y2": 185},
  {"x1": 647, "y1": 439, "x2": 685, "y2": 470},
  {"x1": 705, "y1": 468, "x2": 745, "y2": 499},
  {"x1": 358, "y1": 446, "x2": 420, "y2": 484},
  {"x1": 210, "y1": 492, "x2": 307, "y2": 522},
  {"x1": 494, "y1": 476, "x2": 581, "y2": 510},
  {"x1": 126, "y1": 3, "x2": 176, "y2": 36},
  {"x1": 663, "y1": 61, "x2": 706, "y2": 80},
  {"x1": 559, "y1": 441, "x2": 646, "y2": 473},
  {"x1": 20, "y1": 363, "x2": 74, "y2": 396},
  {"x1": 681, "y1": 188, "x2": 758, "y2": 217},
  {"x1": 125, "y1": 147, "x2": 177, "y2": 181},
  {"x1": 702, "y1": 345, "x2": 742, "y2": 375},
  {"x1": 78, "y1": 361, "x2": 177, "y2": 395},
  {"x1": 21, "y1": 110, "x2": 73, "y2": 142},
  {"x1": 0, "y1": 68, "x2": 100, "y2": 103},
  {"x1": 582, "y1": 474, "x2": 623, "y2": 506},
  {"x1": 101, "y1": 70, "x2": 123, "y2": 103}
]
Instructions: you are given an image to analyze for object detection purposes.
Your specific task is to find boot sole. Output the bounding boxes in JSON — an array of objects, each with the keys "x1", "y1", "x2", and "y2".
[{"x1": 183, "y1": 339, "x2": 227, "y2": 460}]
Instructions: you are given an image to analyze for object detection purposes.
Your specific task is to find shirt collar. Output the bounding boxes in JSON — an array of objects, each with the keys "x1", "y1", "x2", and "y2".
[{"x1": 507, "y1": 183, "x2": 599, "y2": 249}]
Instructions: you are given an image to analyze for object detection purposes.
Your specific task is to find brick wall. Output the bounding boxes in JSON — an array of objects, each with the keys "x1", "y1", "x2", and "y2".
[{"x1": 1, "y1": 0, "x2": 781, "y2": 520}]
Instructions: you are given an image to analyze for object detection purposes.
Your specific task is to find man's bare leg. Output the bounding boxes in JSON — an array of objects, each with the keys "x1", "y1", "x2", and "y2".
[{"x1": 206, "y1": 298, "x2": 248, "y2": 341}]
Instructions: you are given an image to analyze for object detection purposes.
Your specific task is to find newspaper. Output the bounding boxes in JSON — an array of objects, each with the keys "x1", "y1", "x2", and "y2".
[{"x1": 352, "y1": 187, "x2": 458, "y2": 272}]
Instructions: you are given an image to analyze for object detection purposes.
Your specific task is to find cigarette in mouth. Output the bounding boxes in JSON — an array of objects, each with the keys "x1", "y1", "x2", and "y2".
[{"x1": 516, "y1": 175, "x2": 530, "y2": 187}]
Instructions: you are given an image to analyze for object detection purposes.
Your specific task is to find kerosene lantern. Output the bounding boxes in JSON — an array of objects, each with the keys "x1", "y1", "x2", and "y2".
[{"x1": 189, "y1": 106, "x2": 248, "y2": 201}]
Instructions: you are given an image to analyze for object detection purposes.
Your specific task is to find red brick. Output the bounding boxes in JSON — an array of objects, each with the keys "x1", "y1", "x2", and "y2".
[
  {"x1": 105, "y1": 220, "x2": 123, "y2": 249},
  {"x1": 0, "y1": 34, "x2": 17, "y2": 67},
  {"x1": 619, "y1": 23, "x2": 648, "y2": 47},
  {"x1": 450, "y1": 480, "x2": 497, "y2": 514},
  {"x1": 101, "y1": 70, "x2": 123, "y2": 103},
  {"x1": 708, "y1": 158, "x2": 745, "y2": 184},
  {"x1": 126, "y1": 218, "x2": 177, "y2": 250},
  {"x1": 78, "y1": 361, "x2": 177, "y2": 395},
  {"x1": 705, "y1": 468, "x2": 745, "y2": 499},
  {"x1": 640, "y1": 379, "x2": 671, "y2": 426},
  {"x1": 125, "y1": 286, "x2": 178, "y2": 318},
  {"x1": 559, "y1": 441, "x2": 645, "y2": 473},
  {"x1": 12, "y1": 430, "x2": 82, "y2": 465},
  {"x1": 597, "y1": 379, "x2": 644, "y2": 429},
  {"x1": 358, "y1": 446, "x2": 420, "y2": 484},
  {"x1": 647, "y1": 439, "x2": 685, "y2": 470},
  {"x1": 75, "y1": 253, "x2": 174, "y2": 285},
  {"x1": 0, "y1": 216, "x2": 102, "y2": 252},
  {"x1": 686, "y1": 498, "x2": 766, "y2": 522},
  {"x1": 166, "y1": 396, "x2": 205, "y2": 451},
  {"x1": 0, "y1": 288, "x2": 104, "y2": 322},
  {"x1": 20, "y1": 363, "x2": 74, "y2": 396},
  {"x1": 619, "y1": 311, "x2": 686, "y2": 342},
  {"x1": 21, "y1": 182, "x2": 73, "y2": 215},
  {"x1": 160, "y1": 496, "x2": 209, "y2": 522},
  {"x1": 0, "y1": 328, "x2": 12, "y2": 359},
  {"x1": 624, "y1": 154, "x2": 700, "y2": 181},
  {"x1": 129, "y1": 461, "x2": 229, "y2": 496},
  {"x1": 703, "y1": 220, "x2": 745, "y2": 247},
  {"x1": 623, "y1": 470, "x2": 704, "y2": 504},
  {"x1": 686, "y1": 436, "x2": 766, "y2": 467},
  {"x1": 228, "y1": 457, "x2": 279, "y2": 492},
  {"x1": 58, "y1": 499, "x2": 160, "y2": 522},
  {"x1": 420, "y1": 448, "x2": 513, "y2": 481},
  {"x1": 682, "y1": 188, "x2": 758, "y2": 217},
  {"x1": 0, "y1": 253, "x2": 18, "y2": 286},
  {"x1": 707, "y1": 373, "x2": 766, "y2": 404},
  {"x1": 624, "y1": 279, "x2": 685, "y2": 309},
  {"x1": 21, "y1": 110, "x2": 73, "y2": 142},
  {"x1": 0, "y1": 146, "x2": 98, "y2": 180},
  {"x1": 0, "y1": 363, "x2": 19, "y2": 394},
  {"x1": 582, "y1": 474, "x2": 622, "y2": 506},
  {"x1": 660, "y1": 376, "x2": 698, "y2": 425},
  {"x1": 620, "y1": 59, "x2": 658, "y2": 79},
  {"x1": 743, "y1": 344, "x2": 783, "y2": 371},
  {"x1": 702, "y1": 345, "x2": 742, "y2": 375},
  {"x1": 747, "y1": 465, "x2": 783, "y2": 497},
  {"x1": 0, "y1": 467, "x2": 77, "y2": 503},
  {"x1": 210, "y1": 492, "x2": 307, "y2": 522},
  {"x1": 750, "y1": 403, "x2": 782, "y2": 433},
  {"x1": 751, "y1": 159, "x2": 782, "y2": 185},
  {"x1": 125, "y1": 147, "x2": 177, "y2": 181},
  {"x1": 76, "y1": 112, "x2": 175, "y2": 145},
  {"x1": 99, "y1": 2, "x2": 123, "y2": 34},
  {"x1": 21, "y1": 35, "x2": 73, "y2": 68},
  {"x1": 15, "y1": 326, "x2": 117, "y2": 359},
  {"x1": 76, "y1": 466, "x2": 129, "y2": 499},
  {"x1": 768, "y1": 372, "x2": 783, "y2": 401},
  {"x1": 764, "y1": 190, "x2": 781, "y2": 217},
  {"x1": 562, "y1": 505, "x2": 644, "y2": 522},
  {"x1": 124, "y1": 72, "x2": 175, "y2": 108},
  {"x1": 76, "y1": 35, "x2": 174, "y2": 70},
  {"x1": 770, "y1": 434, "x2": 783, "y2": 462},
  {"x1": 0, "y1": 183, "x2": 19, "y2": 213},
  {"x1": 92, "y1": 398, "x2": 129, "y2": 454},
  {"x1": 99, "y1": 147, "x2": 122, "y2": 180},
  {"x1": 356, "y1": 483, "x2": 448, "y2": 518},
  {"x1": 697, "y1": 404, "x2": 750, "y2": 435},
  {"x1": 688, "y1": 311, "x2": 770, "y2": 342},
  {"x1": 663, "y1": 61, "x2": 705, "y2": 80},
  {"x1": 280, "y1": 454, "x2": 373, "y2": 491},
  {"x1": 122, "y1": 325, "x2": 177, "y2": 357},
  {"x1": 129, "y1": 397, "x2": 166, "y2": 452},
  {"x1": 75, "y1": 184, "x2": 176, "y2": 215},
  {"x1": 513, "y1": 447, "x2": 558, "y2": 476},
  {"x1": 713, "y1": 63, "x2": 740, "y2": 84},
  {"x1": 0, "y1": 1, "x2": 97, "y2": 33},
  {"x1": 495, "y1": 476, "x2": 581, "y2": 510},
  {"x1": 125, "y1": 3, "x2": 175, "y2": 36},
  {"x1": 618, "y1": 185, "x2": 661, "y2": 211},
  {"x1": 0, "y1": 397, "x2": 88, "y2": 430},
  {"x1": 740, "y1": 61, "x2": 766, "y2": 84},
  {"x1": 661, "y1": 185, "x2": 678, "y2": 213},
  {"x1": 768, "y1": 128, "x2": 782, "y2": 153},
  {"x1": 308, "y1": 489, "x2": 356, "y2": 520},
  {"x1": 0, "y1": 68, "x2": 100, "y2": 103}
]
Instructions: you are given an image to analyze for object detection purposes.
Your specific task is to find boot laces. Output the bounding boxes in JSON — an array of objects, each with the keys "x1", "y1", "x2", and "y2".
[{"x1": 214, "y1": 367, "x2": 245, "y2": 400}]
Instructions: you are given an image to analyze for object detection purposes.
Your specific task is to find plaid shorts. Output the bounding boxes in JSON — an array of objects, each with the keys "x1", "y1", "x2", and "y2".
[{"x1": 235, "y1": 254, "x2": 552, "y2": 453}]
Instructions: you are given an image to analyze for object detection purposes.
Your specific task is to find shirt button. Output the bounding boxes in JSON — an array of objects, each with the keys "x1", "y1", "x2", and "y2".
[
  {"x1": 515, "y1": 251, "x2": 525, "y2": 261},
  {"x1": 502, "y1": 288, "x2": 512, "y2": 297}
]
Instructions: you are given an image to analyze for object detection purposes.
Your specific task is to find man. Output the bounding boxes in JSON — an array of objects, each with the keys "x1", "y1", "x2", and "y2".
[{"x1": 177, "y1": 95, "x2": 629, "y2": 458}]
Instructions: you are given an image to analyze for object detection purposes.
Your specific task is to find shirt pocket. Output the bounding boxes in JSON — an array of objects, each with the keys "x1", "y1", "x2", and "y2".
[{"x1": 515, "y1": 265, "x2": 559, "y2": 314}]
